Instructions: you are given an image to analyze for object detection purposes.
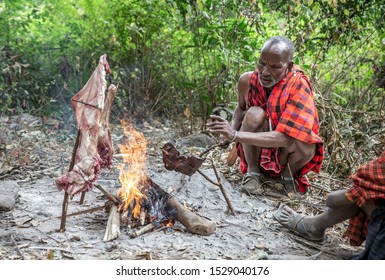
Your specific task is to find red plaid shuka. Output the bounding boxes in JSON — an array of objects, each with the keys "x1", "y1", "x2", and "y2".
[
  {"x1": 236, "y1": 65, "x2": 324, "y2": 193},
  {"x1": 343, "y1": 150, "x2": 385, "y2": 246}
]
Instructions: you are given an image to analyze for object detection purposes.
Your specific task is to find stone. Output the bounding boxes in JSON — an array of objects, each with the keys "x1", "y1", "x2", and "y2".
[{"x1": 0, "y1": 181, "x2": 20, "y2": 211}]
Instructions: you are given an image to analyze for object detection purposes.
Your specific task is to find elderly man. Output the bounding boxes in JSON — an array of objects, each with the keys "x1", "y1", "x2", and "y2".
[{"x1": 208, "y1": 36, "x2": 324, "y2": 195}]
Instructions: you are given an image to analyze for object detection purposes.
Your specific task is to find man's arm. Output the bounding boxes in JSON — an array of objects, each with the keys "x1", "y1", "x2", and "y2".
[
  {"x1": 208, "y1": 115, "x2": 293, "y2": 148},
  {"x1": 231, "y1": 71, "x2": 253, "y2": 131}
]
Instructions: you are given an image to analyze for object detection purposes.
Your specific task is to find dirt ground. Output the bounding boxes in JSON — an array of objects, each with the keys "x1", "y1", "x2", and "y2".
[{"x1": 0, "y1": 114, "x2": 364, "y2": 260}]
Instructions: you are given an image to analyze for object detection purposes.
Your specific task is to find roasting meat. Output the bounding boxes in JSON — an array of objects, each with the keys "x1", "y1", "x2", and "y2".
[
  {"x1": 98, "y1": 84, "x2": 117, "y2": 169},
  {"x1": 56, "y1": 54, "x2": 113, "y2": 196}
]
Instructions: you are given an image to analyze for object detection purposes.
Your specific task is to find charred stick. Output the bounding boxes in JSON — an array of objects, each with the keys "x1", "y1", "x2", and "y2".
[
  {"x1": 129, "y1": 222, "x2": 157, "y2": 238},
  {"x1": 210, "y1": 159, "x2": 236, "y2": 215},
  {"x1": 121, "y1": 210, "x2": 129, "y2": 225},
  {"x1": 126, "y1": 201, "x2": 134, "y2": 228},
  {"x1": 140, "y1": 206, "x2": 146, "y2": 226},
  {"x1": 94, "y1": 184, "x2": 121, "y2": 206}
]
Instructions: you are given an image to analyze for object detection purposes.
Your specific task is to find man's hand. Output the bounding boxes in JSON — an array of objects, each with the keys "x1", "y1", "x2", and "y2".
[
  {"x1": 219, "y1": 139, "x2": 231, "y2": 149},
  {"x1": 207, "y1": 115, "x2": 237, "y2": 142}
]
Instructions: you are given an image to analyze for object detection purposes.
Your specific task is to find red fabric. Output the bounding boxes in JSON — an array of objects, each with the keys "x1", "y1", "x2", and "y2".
[
  {"x1": 236, "y1": 65, "x2": 324, "y2": 193},
  {"x1": 343, "y1": 150, "x2": 385, "y2": 246}
]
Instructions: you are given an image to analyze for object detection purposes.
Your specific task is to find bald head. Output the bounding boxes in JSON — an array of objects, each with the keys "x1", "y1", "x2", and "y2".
[{"x1": 261, "y1": 36, "x2": 295, "y2": 63}]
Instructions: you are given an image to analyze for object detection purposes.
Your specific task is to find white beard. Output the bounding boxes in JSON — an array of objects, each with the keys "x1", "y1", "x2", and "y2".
[
  {"x1": 259, "y1": 70, "x2": 287, "y2": 88},
  {"x1": 259, "y1": 76, "x2": 278, "y2": 88}
]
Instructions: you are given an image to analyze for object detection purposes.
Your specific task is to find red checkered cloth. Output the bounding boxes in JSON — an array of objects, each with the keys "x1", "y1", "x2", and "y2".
[
  {"x1": 343, "y1": 150, "x2": 385, "y2": 246},
  {"x1": 236, "y1": 65, "x2": 324, "y2": 193}
]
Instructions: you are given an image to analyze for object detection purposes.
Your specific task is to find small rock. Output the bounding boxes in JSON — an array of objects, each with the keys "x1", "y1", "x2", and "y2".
[{"x1": 0, "y1": 181, "x2": 20, "y2": 211}]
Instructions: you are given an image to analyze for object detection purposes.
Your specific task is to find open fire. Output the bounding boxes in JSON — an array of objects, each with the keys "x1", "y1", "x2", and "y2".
[
  {"x1": 102, "y1": 120, "x2": 176, "y2": 241},
  {"x1": 57, "y1": 54, "x2": 215, "y2": 239}
]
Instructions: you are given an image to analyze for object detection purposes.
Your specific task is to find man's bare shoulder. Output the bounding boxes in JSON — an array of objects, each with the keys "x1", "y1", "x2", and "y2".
[{"x1": 238, "y1": 71, "x2": 254, "y2": 84}]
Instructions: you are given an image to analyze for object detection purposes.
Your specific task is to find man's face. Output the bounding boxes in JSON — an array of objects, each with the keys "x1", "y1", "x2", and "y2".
[{"x1": 257, "y1": 45, "x2": 291, "y2": 88}]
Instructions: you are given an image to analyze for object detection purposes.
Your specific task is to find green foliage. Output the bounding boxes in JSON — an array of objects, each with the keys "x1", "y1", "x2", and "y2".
[{"x1": 1, "y1": 0, "x2": 385, "y2": 175}]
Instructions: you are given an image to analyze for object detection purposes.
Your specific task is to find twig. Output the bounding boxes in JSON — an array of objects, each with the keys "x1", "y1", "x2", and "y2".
[
  {"x1": 197, "y1": 167, "x2": 236, "y2": 215},
  {"x1": 210, "y1": 159, "x2": 236, "y2": 215},
  {"x1": 33, "y1": 228, "x2": 63, "y2": 244},
  {"x1": 57, "y1": 205, "x2": 107, "y2": 218},
  {"x1": 197, "y1": 169, "x2": 220, "y2": 187},
  {"x1": 199, "y1": 143, "x2": 221, "y2": 158},
  {"x1": 28, "y1": 247, "x2": 72, "y2": 254},
  {"x1": 71, "y1": 99, "x2": 99, "y2": 109},
  {"x1": 11, "y1": 235, "x2": 25, "y2": 260},
  {"x1": 94, "y1": 184, "x2": 122, "y2": 206}
]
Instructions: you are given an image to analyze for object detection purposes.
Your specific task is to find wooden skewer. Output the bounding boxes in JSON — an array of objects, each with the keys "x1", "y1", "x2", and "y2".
[
  {"x1": 60, "y1": 130, "x2": 81, "y2": 232},
  {"x1": 198, "y1": 143, "x2": 221, "y2": 158}
]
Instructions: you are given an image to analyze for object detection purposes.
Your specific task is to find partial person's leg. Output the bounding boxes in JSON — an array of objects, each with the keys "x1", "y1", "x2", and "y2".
[
  {"x1": 241, "y1": 106, "x2": 268, "y2": 173},
  {"x1": 303, "y1": 190, "x2": 361, "y2": 237},
  {"x1": 278, "y1": 138, "x2": 316, "y2": 178},
  {"x1": 276, "y1": 138, "x2": 316, "y2": 193},
  {"x1": 274, "y1": 190, "x2": 361, "y2": 241},
  {"x1": 239, "y1": 107, "x2": 269, "y2": 195}
]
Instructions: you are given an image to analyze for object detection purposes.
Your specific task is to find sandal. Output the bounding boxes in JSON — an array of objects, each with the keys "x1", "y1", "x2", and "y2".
[
  {"x1": 240, "y1": 172, "x2": 264, "y2": 196},
  {"x1": 280, "y1": 177, "x2": 298, "y2": 194},
  {"x1": 273, "y1": 204, "x2": 326, "y2": 244}
]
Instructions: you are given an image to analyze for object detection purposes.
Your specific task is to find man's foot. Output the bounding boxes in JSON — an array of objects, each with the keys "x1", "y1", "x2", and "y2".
[
  {"x1": 273, "y1": 204, "x2": 326, "y2": 244},
  {"x1": 240, "y1": 172, "x2": 264, "y2": 196},
  {"x1": 279, "y1": 177, "x2": 298, "y2": 195}
]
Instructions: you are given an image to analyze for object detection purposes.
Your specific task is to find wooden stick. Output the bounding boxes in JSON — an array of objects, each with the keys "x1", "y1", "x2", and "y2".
[
  {"x1": 103, "y1": 205, "x2": 121, "y2": 242},
  {"x1": 198, "y1": 143, "x2": 221, "y2": 158},
  {"x1": 197, "y1": 168, "x2": 235, "y2": 215},
  {"x1": 29, "y1": 247, "x2": 73, "y2": 254},
  {"x1": 79, "y1": 191, "x2": 86, "y2": 205},
  {"x1": 129, "y1": 222, "x2": 157, "y2": 238},
  {"x1": 11, "y1": 235, "x2": 25, "y2": 260},
  {"x1": 210, "y1": 159, "x2": 236, "y2": 215},
  {"x1": 94, "y1": 184, "x2": 121, "y2": 206},
  {"x1": 60, "y1": 130, "x2": 81, "y2": 232},
  {"x1": 197, "y1": 170, "x2": 221, "y2": 187},
  {"x1": 57, "y1": 205, "x2": 107, "y2": 218}
]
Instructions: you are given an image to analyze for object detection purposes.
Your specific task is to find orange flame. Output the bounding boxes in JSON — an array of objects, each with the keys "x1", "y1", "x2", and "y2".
[{"x1": 117, "y1": 119, "x2": 147, "y2": 219}]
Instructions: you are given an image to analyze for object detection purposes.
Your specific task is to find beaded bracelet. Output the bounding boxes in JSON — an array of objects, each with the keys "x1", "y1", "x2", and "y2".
[{"x1": 230, "y1": 130, "x2": 238, "y2": 142}]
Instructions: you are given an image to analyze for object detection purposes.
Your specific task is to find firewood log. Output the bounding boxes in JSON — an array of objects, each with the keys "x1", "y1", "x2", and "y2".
[
  {"x1": 103, "y1": 205, "x2": 120, "y2": 242},
  {"x1": 167, "y1": 197, "x2": 216, "y2": 236}
]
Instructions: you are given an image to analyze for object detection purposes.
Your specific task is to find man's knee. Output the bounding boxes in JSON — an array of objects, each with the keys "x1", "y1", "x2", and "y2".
[
  {"x1": 242, "y1": 107, "x2": 267, "y2": 131},
  {"x1": 326, "y1": 190, "x2": 352, "y2": 207},
  {"x1": 284, "y1": 138, "x2": 315, "y2": 157}
]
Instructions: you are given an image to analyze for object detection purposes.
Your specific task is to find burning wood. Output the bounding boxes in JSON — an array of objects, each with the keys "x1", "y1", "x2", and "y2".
[{"x1": 104, "y1": 123, "x2": 216, "y2": 241}]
